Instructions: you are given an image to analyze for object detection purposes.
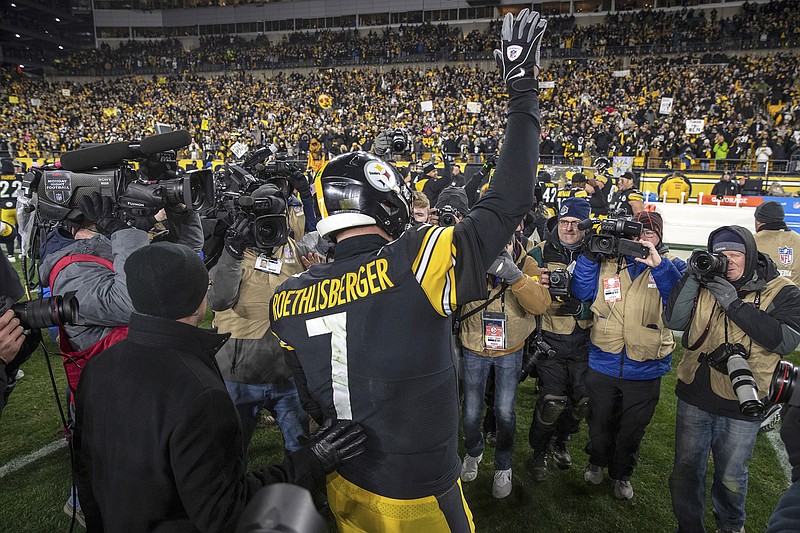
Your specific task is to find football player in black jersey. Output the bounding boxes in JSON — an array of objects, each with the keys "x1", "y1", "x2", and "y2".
[
  {"x1": 609, "y1": 171, "x2": 645, "y2": 216},
  {"x1": 269, "y1": 9, "x2": 547, "y2": 533}
]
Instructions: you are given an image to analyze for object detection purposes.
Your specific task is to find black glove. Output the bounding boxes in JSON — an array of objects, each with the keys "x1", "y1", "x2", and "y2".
[
  {"x1": 224, "y1": 215, "x2": 251, "y2": 260},
  {"x1": 582, "y1": 249, "x2": 602, "y2": 263},
  {"x1": 288, "y1": 169, "x2": 312, "y2": 199},
  {"x1": 308, "y1": 419, "x2": 367, "y2": 474},
  {"x1": 78, "y1": 192, "x2": 128, "y2": 236},
  {"x1": 493, "y1": 9, "x2": 548, "y2": 95},
  {"x1": 556, "y1": 296, "x2": 583, "y2": 317},
  {"x1": 483, "y1": 154, "x2": 497, "y2": 169}
]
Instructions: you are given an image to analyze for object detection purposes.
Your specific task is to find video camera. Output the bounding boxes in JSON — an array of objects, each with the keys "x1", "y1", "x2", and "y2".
[
  {"x1": 232, "y1": 193, "x2": 289, "y2": 251},
  {"x1": 579, "y1": 212, "x2": 648, "y2": 259},
  {"x1": 24, "y1": 130, "x2": 215, "y2": 222},
  {"x1": 687, "y1": 250, "x2": 728, "y2": 281}
]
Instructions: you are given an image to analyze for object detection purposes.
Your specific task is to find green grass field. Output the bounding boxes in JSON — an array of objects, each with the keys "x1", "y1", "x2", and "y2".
[{"x1": 0, "y1": 260, "x2": 793, "y2": 532}]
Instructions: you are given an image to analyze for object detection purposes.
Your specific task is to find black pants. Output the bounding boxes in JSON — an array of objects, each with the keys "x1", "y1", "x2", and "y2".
[
  {"x1": 585, "y1": 368, "x2": 661, "y2": 481},
  {"x1": 528, "y1": 356, "x2": 588, "y2": 455}
]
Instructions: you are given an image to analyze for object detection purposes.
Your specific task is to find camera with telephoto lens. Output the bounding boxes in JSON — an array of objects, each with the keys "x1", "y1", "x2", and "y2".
[
  {"x1": 548, "y1": 268, "x2": 571, "y2": 298},
  {"x1": 438, "y1": 205, "x2": 461, "y2": 227},
  {"x1": 768, "y1": 360, "x2": 800, "y2": 407},
  {"x1": 582, "y1": 213, "x2": 648, "y2": 259},
  {"x1": 7, "y1": 292, "x2": 79, "y2": 330},
  {"x1": 687, "y1": 250, "x2": 729, "y2": 281},
  {"x1": 706, "y1": 342, "x2": 764, "y2": 416},
  {"x1": 117, "y1": 168, "x2": 215, "y2": 217},
  {"x1": 519, "y1": 337, "x2": 556, "y2": 382}
]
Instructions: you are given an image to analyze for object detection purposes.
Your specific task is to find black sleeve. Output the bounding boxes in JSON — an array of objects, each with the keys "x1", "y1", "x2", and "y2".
[
  {"x1": 725, "y1": 284, "x2": 800, "y2": 355},
  {"x1": 589, "y1": 189, "x2": 609, "y2": 213},
  {"x1": 456, "y1": 91, "x2": 541, "y2": 274},
  {"x1": 464, "y1": 167, "x2": 489, "y2": 208},
  {"x1": 711, "y1": 182, "x2": 722, "y2": 196},
  {"x1": 282, "y1": 347, "x2": 323, "y2": 425}
]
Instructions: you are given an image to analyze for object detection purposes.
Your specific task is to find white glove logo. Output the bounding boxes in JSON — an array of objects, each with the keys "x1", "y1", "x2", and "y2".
[{"x1": 506, "y1": 45, "x2": 523, "y2": 61}]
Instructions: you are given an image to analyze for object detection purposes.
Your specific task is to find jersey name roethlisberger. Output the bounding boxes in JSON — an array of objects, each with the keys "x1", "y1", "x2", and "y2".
[{"x1": 272, "y1": 258, "x2": 394, "y2": 319}]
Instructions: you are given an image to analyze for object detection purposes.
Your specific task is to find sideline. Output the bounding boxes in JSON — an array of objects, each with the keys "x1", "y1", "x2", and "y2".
[
  {"x1": 765, "y1": 426, "x2": 792, "y2": 484},
  {"x1": 0, "y1": 439, "x2": 67, "y2": 479}
]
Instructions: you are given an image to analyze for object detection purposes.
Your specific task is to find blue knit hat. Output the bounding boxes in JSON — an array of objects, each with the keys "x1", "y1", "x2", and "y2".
[
  {"x1": 711, "y1": 229, "x2": 746, "y2": 253},
  {"x1": 559, "y1": 197, "x2": 591, "y2": 221}
]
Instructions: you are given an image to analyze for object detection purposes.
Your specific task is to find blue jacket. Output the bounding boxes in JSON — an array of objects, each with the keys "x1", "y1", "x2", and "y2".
[{"x1": 572, "y1": 251, "x2": 686, "y2": 380}]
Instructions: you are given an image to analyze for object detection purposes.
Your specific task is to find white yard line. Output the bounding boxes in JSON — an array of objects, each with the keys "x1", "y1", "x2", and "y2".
[
  {"x1": 765, "y1": 426, "x2": 792, "y2": 485},
  {"x1": 0, "y1": 439, "x2": 67, "y2": 478}
]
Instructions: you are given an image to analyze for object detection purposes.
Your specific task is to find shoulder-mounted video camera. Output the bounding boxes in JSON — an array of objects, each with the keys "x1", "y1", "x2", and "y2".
[
  {"x1": 233, "y1": 193, "x2": 289, "y2": 251},
  {"x1": 24, "y1": 130, "x2": 215, "y2": 222},
  {"x1": 579, "y1": 211, "x2": 648, "y2": 259}
]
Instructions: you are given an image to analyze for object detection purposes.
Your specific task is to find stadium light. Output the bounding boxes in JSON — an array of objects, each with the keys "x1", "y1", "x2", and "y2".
[
  {"x1": 55, "y1": 17, "x2": 61, "y2": 22},
  {"x1": 59, "y1": 46, "x2": 64, "y2": 50},
  {"x1": 15, "y1": 34, "x2": 20, "y2": 38}
]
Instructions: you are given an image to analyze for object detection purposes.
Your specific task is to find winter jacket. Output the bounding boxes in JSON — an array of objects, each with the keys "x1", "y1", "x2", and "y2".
[
  {"x1": 74, "y1": 313, "x2": 325, "y2": 532},
  {"x1": 665, "y1": 225, "x2": 800, "y2": 419},
  {"x1": 572, "y1": 247, "x2": 686, "y2": 380},
  {"x1": 459, "y1": 255, "x2": 550, "y2": 356}
]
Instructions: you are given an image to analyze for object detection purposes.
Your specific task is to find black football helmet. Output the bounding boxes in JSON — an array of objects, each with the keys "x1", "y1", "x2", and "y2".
[
  {"x1": 594, "y1": 156, "x2": 611, "y2": 173},
  {"x1": 314, "y1": 152, "x2": 411, "y2": 241}
]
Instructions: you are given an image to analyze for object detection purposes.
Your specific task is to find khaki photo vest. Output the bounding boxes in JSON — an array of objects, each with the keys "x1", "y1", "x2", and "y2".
[
  {"x1": 754, "y1": 229, "x2": 800, "y2": 287},
  {"x1": 677, "y1": 275, "x2": 792, "y2": 401},
  {"x1": 590, "y1": 259, "x2": 674, "y2": 361},
  {"x1": 213, "y1": 240, "x2": 303, "y2": 339},
  {"x1": 540, "y1": 251, "x2": 592, "y2": 335}
]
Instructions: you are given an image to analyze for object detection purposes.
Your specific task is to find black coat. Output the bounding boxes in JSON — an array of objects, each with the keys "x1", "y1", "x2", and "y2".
[{"x1": 74, "y1": 313, "x2": 322, "y2": 532}]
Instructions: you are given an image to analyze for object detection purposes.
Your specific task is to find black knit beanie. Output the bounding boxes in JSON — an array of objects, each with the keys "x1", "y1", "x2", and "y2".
[{"x1": 125, "y1": 242, "x2": 208, "y2": 320}]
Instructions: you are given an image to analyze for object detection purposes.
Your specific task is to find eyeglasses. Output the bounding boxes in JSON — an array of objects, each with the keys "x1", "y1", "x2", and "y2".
[
  {"x1": 642, "y1": 230, "x2": 658, "y2": 239},
  {"x1": 558, "y1": 220, "x2": 581, "y2": 228}
]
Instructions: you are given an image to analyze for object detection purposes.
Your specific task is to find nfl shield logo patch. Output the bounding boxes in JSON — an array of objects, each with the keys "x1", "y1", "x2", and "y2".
[{"x1": 779, "y1": 246, "x2": 793, "y2": 265}]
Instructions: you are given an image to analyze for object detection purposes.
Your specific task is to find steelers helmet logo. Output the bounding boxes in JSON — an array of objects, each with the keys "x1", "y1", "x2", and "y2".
[
  {"x1": 364, "y1": 161, "x2": 397, "y2": 192},
  {"x1": 507, "y1": 45, "x2": 523, "y2": 61},
  {"x1": 559, "y1": 205, "x2": 569, "y2": 216}
]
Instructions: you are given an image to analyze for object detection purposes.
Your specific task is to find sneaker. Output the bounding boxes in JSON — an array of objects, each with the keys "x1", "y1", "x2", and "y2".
[
  {"x1": 492, "y1": 469, "x2": 512, "y2": 499},
  {"x1": 6, "y1": 254, "x2": 15, "y2": 263},
  {"x1": 549, "y1": 441, "x2": 572, "y2": 469},
  {"x1": 584, "y1": 464, "x2": 604, "y2": 485},
  {"x1": 714, "y1": 528, "x2": 745, "y2": 533},
  {"x1": 485, "y1": 431, "x2": 497, "y2": 447},
  {"x1": 460, "y1": 453, "x2": 482, "y2": 483},
  {"x1": 14, "y1": 369, "x2": 24, "y2": 379},
  {"x1": 529, "y1": 453, "x2": 548, "y2": 482},
  {"x1": 63, "y1": 501, "x2": 86, "y2": 528},
  {"x1": 760, "y1": 404, "x2": 782, "y2": 433},
  {"x1": 612, "y1": 479, "x2": 634, "y2": 500},
  {"x1": 256, "y1": 412, "x2": 276, "y2": 428}
]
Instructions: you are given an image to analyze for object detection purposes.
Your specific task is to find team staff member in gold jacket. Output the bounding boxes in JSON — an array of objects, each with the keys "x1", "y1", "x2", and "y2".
[
  {"x1": 665, "y1": 226, "x2": 800, "y2": 533},
  {"x1": 572, "y1": 211, "x2": 685, "y2": 500},
  {"x1": 208, "y1": 184, "x2": 309, "y2": 452},
  {"x1": 753, "y1": 200, "x2": 800, "y2": 287},
  {"x1": 459, "y1": 231, "x2": 551, "y2": 499}
]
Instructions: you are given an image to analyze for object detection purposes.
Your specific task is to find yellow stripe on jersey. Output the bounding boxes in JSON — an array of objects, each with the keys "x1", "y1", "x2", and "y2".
[
  {"x1": 270, "y1": 330, "x2": 295, "y2": 350},
  {"x1": 326, "y1": 473, "x2": 475, "y2": 533},
  {"x1": 412, "y1": 225, "x2": 457, "y2": 316}
]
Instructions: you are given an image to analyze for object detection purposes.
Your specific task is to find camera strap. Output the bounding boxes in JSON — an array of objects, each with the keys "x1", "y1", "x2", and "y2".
[
  {"x1": 722, "y1": 292, "x2": 758, "y2": 355},
  {"x1": 452, "y1": 282, "x2": 508, "y2": 335}
]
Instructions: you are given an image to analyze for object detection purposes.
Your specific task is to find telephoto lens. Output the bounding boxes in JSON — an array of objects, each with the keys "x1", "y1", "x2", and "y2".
[
  {"x1": 11, "y1": 293, "x2": 80, "y2": 330},
  {"x1": 769, "y1": 360, "x2": 800, "y2": 407},
  {"x1": 726, "y1": 352, "x2": 764, "y2": 416}
]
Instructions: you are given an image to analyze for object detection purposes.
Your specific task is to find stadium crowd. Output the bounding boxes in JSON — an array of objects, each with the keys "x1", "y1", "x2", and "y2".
[
  {"x1": 3, "y1": 53, "x2": 799, "y2": 171},
  {"x1": 51, "y1": 0, "x2": 800, "y2": 76}
]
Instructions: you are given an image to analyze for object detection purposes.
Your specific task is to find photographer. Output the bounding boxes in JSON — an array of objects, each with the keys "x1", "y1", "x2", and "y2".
[
  {"x1": 74, "y1": 242, "x2": 366, "y2": 532},
  {"x1": 208, "y1": 184, "x2": 309, "y2": 452},
  {"x1": 459, "y1": 228, "x2": 551, "y2": 499},
  {"x1": 0, "y1": 245, "x2": 38, "y2": 418},
  {"x1": 572, "y1": 211, "x2": 685, "y2": 499},
  {"x1": 664, "y1": 226, "x2": 800, "y2": 533},
  {"x1": 526, "y1": 198, "x2": 593, "y2": 482},
  {"x1": 432, "y1": 186, "x2": 469, "y2": 227},
  {"x1": 753, "y1": 201, "x2": 800, "y2": 287}
]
